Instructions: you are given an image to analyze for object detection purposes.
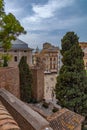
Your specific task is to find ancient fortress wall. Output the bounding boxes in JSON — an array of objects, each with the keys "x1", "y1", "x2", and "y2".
[{"x1": 0, "y1": 67, "x2": 20, "y2": 98}]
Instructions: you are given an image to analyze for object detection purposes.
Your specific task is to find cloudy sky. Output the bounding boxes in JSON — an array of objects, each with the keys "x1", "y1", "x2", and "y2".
[{"x1": 4, "y1": 0, "x2": 87, "y2": 49}]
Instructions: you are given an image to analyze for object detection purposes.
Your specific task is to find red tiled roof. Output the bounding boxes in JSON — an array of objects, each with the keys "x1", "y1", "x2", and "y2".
[
  {"x1": 0, "y1": 101, "x2": 20, "y2": 130},
  {"x1": 47, "y1": 108, "x2": 85, "y2": 130}
]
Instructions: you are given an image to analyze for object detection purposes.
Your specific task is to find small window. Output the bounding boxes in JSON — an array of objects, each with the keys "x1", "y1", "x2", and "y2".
[
  {"x1": 50, "y1": 58, "x2": 52, "y2": 61},
  {"x1": 14, "y1": 56, "x2": 17, "y2": 62},
  {"x1": 86, "y1": 62, "x2": 87, "y2": 67},
  {"x1": 50, "y1": 63, "x2": 52, "y2": 69},
  {"x1": 24, "y1": 50, "x2": 27, "y2": 52},
  {"x1": 14, "y1": 50, "x2": 17, "y2": 52},
  {"x1": 53, "y1": 64, "x2": 55, "y2": 69},
  {"x1": 54, "y1": 58, "x2": 56, "y2": 61}
]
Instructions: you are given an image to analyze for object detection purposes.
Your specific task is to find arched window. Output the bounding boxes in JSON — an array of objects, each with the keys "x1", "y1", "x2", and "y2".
[
  {"x1": 14, "y1": 56, "x2": 17, "y2": 62},
  {"x1": 50, "y1": 58, "x2": 52, "y2": 62},
  {"x1": 54, "y1": 57, "x2": 56, "y2": 61}
]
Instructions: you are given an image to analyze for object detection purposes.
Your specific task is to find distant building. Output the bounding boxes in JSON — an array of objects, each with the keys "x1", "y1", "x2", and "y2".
[
  {"x1": 33, "y1": 42, "x2": 59, "y2": 73},
  {"x1": 0, "y1": 39, "x2": 33, "y2": 67},
  {"x1": 32, "y1": 48, "x2": 41, "y2": 67},
  {"x1": 79, "y1": 42, "x2": 87, "y2": 70}
]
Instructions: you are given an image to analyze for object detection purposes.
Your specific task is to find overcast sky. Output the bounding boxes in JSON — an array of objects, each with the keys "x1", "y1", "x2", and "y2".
[{"x1": 4, "y1": 0, "x2": 87, "y2": 49}]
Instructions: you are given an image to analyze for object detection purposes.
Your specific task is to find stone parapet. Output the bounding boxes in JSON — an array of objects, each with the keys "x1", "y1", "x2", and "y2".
[
  {"x1": 0, "y1": 101, "x2": 20, "y2": 130},
  {"x1": 0, "y1": 88, "x2": 52, "y2": 130}
]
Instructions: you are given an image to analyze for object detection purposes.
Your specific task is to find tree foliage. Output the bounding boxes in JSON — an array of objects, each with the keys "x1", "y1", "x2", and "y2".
[
  {"x1": 0, "y1": 13, "x2": 26, "y2": 51},
  {"x1": 2, "y1": 53, "x2": 12, "y2": 67},
  {"x1": 0, "y1": 0, "x2": 26, "y2": 66},
  {"x1": 0, "y1": 0, "x2": 4, "y2": 16},
  {"x1": 55, "y1": 32, "x2": 87, "y2": 118},
  {"x1": 0, "y1": 0, "x2": 26, "y2": 51},
  {"x1": 18, "y1": 56, "x2": 33, "y2": 102}
]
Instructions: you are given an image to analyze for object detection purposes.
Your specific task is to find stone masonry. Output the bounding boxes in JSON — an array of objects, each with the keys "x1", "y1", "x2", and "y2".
[
  {"x1": 0, "y1": 88, "x2": 52, "y2": 130},
  {"x1": 44, "y1": 73, "x2": 57, "y2": 100},
  {"x1": 31, "y1": 66, "x2": 44, "y2": 101},
  {"x1": 0, "y1": 67, "x2": 20, "y2": 98}
]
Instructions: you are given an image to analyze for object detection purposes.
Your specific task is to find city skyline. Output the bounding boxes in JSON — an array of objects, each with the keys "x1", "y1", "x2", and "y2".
[{"x1": 4, "y1": 0, "x2": 87, "y2": 49}]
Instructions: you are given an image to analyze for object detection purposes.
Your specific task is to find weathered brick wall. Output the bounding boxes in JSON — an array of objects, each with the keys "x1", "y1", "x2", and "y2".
[
  {"x1": 31, "y1": 67, "x2": 44, "y2": 101},
  {"x1": 0, "y1": 67, "x2": 20, "y2": 98}
]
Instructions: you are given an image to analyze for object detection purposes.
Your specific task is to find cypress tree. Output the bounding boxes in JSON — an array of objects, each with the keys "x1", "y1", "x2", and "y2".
[
  {"x1": 18, "y1": 56, "x2": 33, "y2": 102},
  {"x1": 55, "y1": 32, "x2": 87, "y2": 118}
]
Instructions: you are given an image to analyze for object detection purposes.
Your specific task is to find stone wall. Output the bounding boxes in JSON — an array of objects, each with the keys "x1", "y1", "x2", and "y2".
[
  {"x1": 0, "y1": 67, "x2": 20, "y2": 98},
  {"x1": 0, "y1": 88, "x2": 52, "y2": 130},
  {"x1": 0, "y1": 101, "x2": 20, "y2": 130},
  {"x1": 31, "y1": 66, "x2": 57, "y2": 101},
  {"x1": 44, "y1": 73, "x2": 57, "y2": 100},
  {"x1": 31, "y1": 67, "x2": 44, "y2": 102}
]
